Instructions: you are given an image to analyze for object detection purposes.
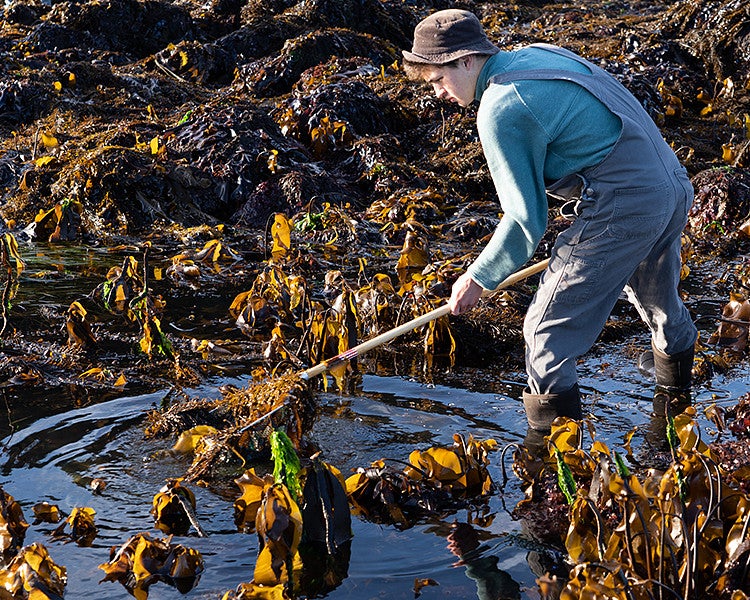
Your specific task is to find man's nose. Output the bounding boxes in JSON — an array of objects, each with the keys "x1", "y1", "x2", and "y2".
[{"x1": 433, "y1": 84, "x2": 446, "y2": 99}]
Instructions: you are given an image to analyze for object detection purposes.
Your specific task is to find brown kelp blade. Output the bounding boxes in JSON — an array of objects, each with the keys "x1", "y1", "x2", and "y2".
[
  {"x1": 159, "y1": 260, "x2": 549, "y2": 464},
  {"x1": 298, "y1": 258, "x2": 549, "y2": 381}
]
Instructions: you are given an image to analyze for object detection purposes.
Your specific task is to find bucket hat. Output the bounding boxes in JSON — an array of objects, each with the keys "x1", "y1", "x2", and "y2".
[{"x1": 402, "y1": 9, "x2": 499, "y2": 65}]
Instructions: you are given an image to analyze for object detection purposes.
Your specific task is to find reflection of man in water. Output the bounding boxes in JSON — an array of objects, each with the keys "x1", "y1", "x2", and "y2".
[{"x1": 447, "y1": 522, "x2": 521, "y2": 600}]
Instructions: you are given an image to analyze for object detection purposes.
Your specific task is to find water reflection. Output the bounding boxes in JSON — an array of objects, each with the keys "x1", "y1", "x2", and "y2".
[
  {"x1": 0, "y1": 363, "x2": 746, "y2": 598},
  {"x1": 446, "y1": 522, "x2": 521, "y2": 600},
  {"x1": 297, "y1": 540, "x2": 352, "y2": 597}
]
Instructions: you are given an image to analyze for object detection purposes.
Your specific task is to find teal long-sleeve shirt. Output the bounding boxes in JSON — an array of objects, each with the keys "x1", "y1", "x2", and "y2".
[{"x1": 465, "y1": 48, "x2": 622, "y2": 290}]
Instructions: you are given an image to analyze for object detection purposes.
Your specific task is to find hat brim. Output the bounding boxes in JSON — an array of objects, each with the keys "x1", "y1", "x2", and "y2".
[{"x1": 402, "y1": 42, "x2": 499, "y2": 65}]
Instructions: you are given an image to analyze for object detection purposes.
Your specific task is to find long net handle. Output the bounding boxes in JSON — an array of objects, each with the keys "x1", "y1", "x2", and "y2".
[{"x1": 299, "y1": 258, "x2": 549, "y2": 381}]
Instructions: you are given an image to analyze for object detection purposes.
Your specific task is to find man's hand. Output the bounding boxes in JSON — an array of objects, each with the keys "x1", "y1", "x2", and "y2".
[{"x1": 448, "y1": 272, "x2": 483, "y2": 315}]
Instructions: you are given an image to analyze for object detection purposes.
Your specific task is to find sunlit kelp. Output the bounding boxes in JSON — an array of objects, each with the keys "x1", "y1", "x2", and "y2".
[
  {"x1": 151, "y1": 479, "x2": 206, "y2": 537},
  {"x1": 142, "y1": 208, "x2": 461, "y2": 484},
  {"x1": 0, "y1": 487, "x2": 28, "y2": 564},
  {"x1": 0, "y1": 0, "x2": 750, "y2": 598},
  {"x1": 98, "y1": 533, "x2": 204, "y2": 599},
  {"x1": 51, "y1": 506, "x2": 97, "y2": 547},
  {"x1": 511, "y1": 413, "x2": 750, "y2": 597},
  {"x1": 346, "y1": 434, "x2": 498, "y2": 528},
  {"x1": 223, "y1": 431, "x2": 496, "y2": 597},
  {"x1": 0, "y1": 542, "x2": 67, "y2": 599},
  {"x1": 30, "y1": 502, "x2": 62, "y2": 526},
  {"x1": 0, "y1": 489, "x2": 66, "y2": 599},
  {"x1": 226, "y1": 430, "x2": 351, "y2": 598},
  {"x1": 145, "y1": 371, "x2": 316, "y2": 482}
]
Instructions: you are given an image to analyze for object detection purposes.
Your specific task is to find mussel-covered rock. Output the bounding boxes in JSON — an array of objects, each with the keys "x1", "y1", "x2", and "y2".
[
  {"x1": 293, "y1": 75, "x2": 411, "y2": 137},
  {"x1": 687, "y1": 167, "x2": 750, "y2": 237},
  {"x1": 231, "y1": 166, "x2": 359, "y2": 227},
  {"x1": 661, "y1": 0, "x2": 750, "y2": 80},
  {"x1": 214, "y1": 18, "x2": 305, "y2": 64},
  {"x1": 0, "y1": 78, "x2": 54, "y2": 129},
  {"x1": 154, "y1": 41, "x2": 236, "y2": 86},
  {"x1": 167, "y1": 99, "x2": 311, "y2": 220},
  {"x1": 18, "y1": 21, "x2": 95, "y2": 55},
  {"x1": 235, "y1": 29, "x2": 398, "y2": 97},
  {"x1": 284, "y1": 0, "x2": 414, "y2": 48},
  {"x1": 3, "y1": 0, "x2": 48, "y2": 26},
  {"x1": 47, "y1": 0, "x2": 196, "y2": 58}
]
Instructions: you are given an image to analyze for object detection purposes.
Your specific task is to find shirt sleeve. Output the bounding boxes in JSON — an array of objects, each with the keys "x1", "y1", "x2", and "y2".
[{"x1": 466, "y1": 84, "x2": 550, "y2": 291}]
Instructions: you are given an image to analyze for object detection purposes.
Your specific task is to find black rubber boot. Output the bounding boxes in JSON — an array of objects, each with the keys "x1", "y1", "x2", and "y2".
[
  {"x1": 522, "y1": 427, "x2": 549, "y2": 457},
  {"x1": 638, "y1": 344, "x2": 694, "y2": 389},
  {"x1": 653, "y1": 387, "x2": 692, "y2": 419},
  {"x1": 650, "y1": 344, "x2": 694, "y2": 418},
  {"x1": 652, "y1": 345, "x2": 694, "y2": 390},
  {"x1": 522, "y1": 384, "x2": 582, "y2": 431}
]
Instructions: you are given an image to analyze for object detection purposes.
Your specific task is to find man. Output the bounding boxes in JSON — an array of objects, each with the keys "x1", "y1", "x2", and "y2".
[{"x1": 402, "y1": 9, "x2": 697, "y2": 431}]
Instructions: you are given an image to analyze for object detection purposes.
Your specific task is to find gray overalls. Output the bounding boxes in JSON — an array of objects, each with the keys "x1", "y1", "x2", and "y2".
[{"x1": 489, "y1": 44, "x2": 698, "y2": 395}]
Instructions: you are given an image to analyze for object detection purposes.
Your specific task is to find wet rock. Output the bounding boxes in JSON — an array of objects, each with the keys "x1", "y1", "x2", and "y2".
[
  {"x1": 661, "y1": 0, "x2": 750, "y2": 80},
  {"x1": 231, "y1": 167, "x2": 357, "y2": 228},
  {"x1": 55, "y1": 59, "x2": 124, "y2": 95},
  {"x1": 623, "y1": 40, "x2": 710, "y2": 114},
  {"x1": 0, "y1": 78, "x2": 53, "y2": 129},
  {"x1": 597, "y1": 60, "x2": 668, "y2": 122},
  {"x1": 340, "y1": 134, "x2": 417, "y2": 197},
  {"x1": 20, "y1": 21, "x2": 95, "y2": 54},
  {"x1": 241, "y1": 0, "x2": 300, "y2": 21},
  {"x1": 154, "y1": 40, "x2": 236, "y2": 86},
  {"x1": 47, "y1": 0, "x2": 195, "y2": 59},
  {"x1": 273, "y1": 73, "x2": 412, "y2": 162},
  {"x1": 444, "y1": 214, "x2": 500, "y2": 243},
  {"x1": 687, "y1": 167, "x2": 750, "y2": 237},
  {"x1": 167, "y1": 99, "x2": 311, "y2": 220},
  {"x1": 0, "y1": 0, "x2": 749, "y2": 399},
  {"x1": 284, "y1": 0, "x2": 414, "y2": 48},
  {"x1": 0, "y1": 151, "x2": 23, "y2": 191},
  {"x1": 209, "y1": 0, "x2": 246, "y2": 16},
  {"x1": 65, "y1": 149, "x2": 216, "y2": 234},
  {"x1": 4, "y1": 0, "x2": 49, "y2": 26},
  {"x1": 235, "y1": 29, "x2": 398, "y2": 97},
  {"x1": 190, "y1": 0, "x2": 244, "y2": 40},
  {"x1": 215, "y1": 18, "x2": 306, "y2": 65}
]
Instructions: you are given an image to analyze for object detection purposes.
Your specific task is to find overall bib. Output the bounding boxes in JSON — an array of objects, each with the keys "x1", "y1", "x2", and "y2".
[{"x1": 489, "y1": 44, "x2": 698, "y2": 395}]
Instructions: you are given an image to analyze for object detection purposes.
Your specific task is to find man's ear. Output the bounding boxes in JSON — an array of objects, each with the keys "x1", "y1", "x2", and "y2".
[{"x1": 462, "y1": 55, "x2": 474, "y2": 70}]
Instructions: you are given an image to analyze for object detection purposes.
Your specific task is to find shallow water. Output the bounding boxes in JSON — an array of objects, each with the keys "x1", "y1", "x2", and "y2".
[
  {"x1": 2, "y1": 352, "x2": 748, "y2": 599},
  {"x1": 2, "y1": 244, "x2": 748, "y2": 599}
]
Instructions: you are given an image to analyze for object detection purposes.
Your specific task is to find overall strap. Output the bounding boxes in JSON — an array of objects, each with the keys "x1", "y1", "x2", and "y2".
[
  {"x1": 485, "y1": 44, "x2": 651, "y2": 128},
  {"x1": 487, "y1": 45, "x2": 599, "y2": 88}
]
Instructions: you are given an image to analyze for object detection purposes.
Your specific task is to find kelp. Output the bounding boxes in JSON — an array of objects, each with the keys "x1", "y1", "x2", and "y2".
[
  {"x1": 0, "y1": 233, "x2": 23, "y2": 338},
  {"x1": 346, "y1": 434, "x2": 497, "y2": 528},
  {"x1": 0, "y1": 487, "x2": 28, "y2": 565},
  {"x1": 30, "y1": 503, "x2": 61, "y2": 526},
  {"x1": 51, "y1": 507, "x2": 97, "y2": 547},
  {"x1": 230, "y1": 470, "x2": 303, "y2": 591},
  {"x1": 29, "y1": 198, "x2": 82, "y2": 242},
  {"x1": 0, "y1": 0, "x2": 750, "y2": 598},
  {"x1": 152, "y1": 479, "x2": 206, "y2": 537},
  {"x1": 144, "y1": 371, "x2": 316, "y2": 482},
  {"x1": 66, "y1": 301, "x2": 97, "y2": 348},
  {"x1": 708, "y1": 293, "x2": 750, "y2": 352},
  {"x1": 229, "y1": 445, "x2": 351, "y2": 598},
  {"x1": 0, "y1": 542, "x2": 66, "y2": 599},
  {"x1": 145, "y1": 206, "x2": 459, "y2": 482},
  {"x1": 511, "y1": 413, "x2": 750, "y2": 598},
  {"x1": 98, "y1": 533, "x2": 204, "y2": 599}
]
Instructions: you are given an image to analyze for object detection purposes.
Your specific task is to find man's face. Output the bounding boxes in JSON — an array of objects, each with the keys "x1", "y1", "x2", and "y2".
[{"x1": 423, "y1": 59, "x2": 476, "y2": 107}]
